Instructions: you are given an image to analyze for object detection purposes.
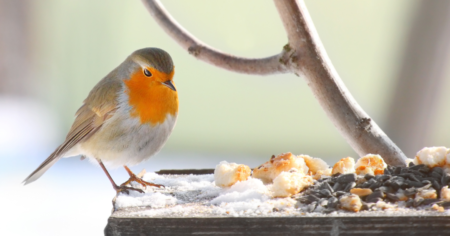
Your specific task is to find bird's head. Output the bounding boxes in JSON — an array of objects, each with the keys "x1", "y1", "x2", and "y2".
[
  {"x1": 121, "y1": 48, "x2": 178, "y2": 125},
  {"x1": 129, "y1": 47, "x2": 176, "y2": 91}
]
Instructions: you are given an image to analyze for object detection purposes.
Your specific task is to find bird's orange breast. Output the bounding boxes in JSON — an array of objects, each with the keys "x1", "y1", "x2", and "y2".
[{"x1": 124, "y1": 69, "x2": 178, "y2": 126}]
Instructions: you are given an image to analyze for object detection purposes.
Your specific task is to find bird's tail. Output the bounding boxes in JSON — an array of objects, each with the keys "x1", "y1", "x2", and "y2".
[{"x1": 23, "y1": 148, "x2": 62, "y2": 185}]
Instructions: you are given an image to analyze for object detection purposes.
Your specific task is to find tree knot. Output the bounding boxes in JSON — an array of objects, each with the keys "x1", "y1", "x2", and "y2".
[
  {"x1": 188, "y1": 45, "x2": 201, "y2": 57},
  {"x1": 357, "y1": 117, "x2": 372, "y2": 132},
  {"x1": 283, "y1": 43, "x2": 292, "y2": 52},
  {"x1": 279, "y1": 43, "x2": 298, "y2": 69}
]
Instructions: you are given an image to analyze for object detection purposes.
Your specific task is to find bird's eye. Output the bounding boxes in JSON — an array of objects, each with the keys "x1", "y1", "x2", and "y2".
[{"x1": 144, "y1": 68, "x2": 152, "y2": 77}]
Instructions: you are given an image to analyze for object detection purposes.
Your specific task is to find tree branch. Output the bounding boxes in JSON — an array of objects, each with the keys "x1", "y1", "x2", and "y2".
[
  {"x1": 273, "y1": 0, "x2": 407, "y2": 166},
  {"x1": 141, "y1": 0, "x2": 409, "y2": 166},
  {"x1": 141, "y1": 0, "x2": 289, "y2": 75}
]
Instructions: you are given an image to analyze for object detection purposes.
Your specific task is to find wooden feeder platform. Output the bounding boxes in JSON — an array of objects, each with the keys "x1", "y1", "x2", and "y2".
[{"x1": 104, "y1": 169, "x2": 450, "y2": 236}]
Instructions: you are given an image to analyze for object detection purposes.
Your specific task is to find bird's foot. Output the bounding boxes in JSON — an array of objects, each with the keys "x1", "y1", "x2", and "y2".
[
  {"x1": 120, "y1": 174, "x2": 164, "y2": 190},
  {"x1": 114, "y1": 184, "x2": 145, "y2": 194},
  {"x1": 121, "y1": 166, "x2": 164, "y2": 190}
]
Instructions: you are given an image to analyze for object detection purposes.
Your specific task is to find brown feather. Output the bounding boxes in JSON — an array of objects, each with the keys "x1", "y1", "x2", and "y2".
[{"x1": 23, "y1": 72, "x2": 122, "y2": 184}]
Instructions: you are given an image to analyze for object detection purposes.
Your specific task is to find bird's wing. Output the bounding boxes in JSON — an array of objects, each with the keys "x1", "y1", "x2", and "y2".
[{"x1": 23, "y1": 74, "x2": 123, "y2": 184}]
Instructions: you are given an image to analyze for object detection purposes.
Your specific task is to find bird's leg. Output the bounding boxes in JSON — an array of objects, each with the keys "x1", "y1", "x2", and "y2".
[
  {"x1": 120, "y1": 165, "x2": 164, "y2": 189},
  {"x1": 97, "y1": 160, "x2": 144, "y2": 194}
]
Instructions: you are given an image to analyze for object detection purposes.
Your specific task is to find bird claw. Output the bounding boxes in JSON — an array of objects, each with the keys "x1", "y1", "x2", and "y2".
[
  {"x1": 122, "y1": 166, "x2": 164, "y2": 189},
  {"x1": 120, "y1": 175, "x2": 164, "y2": 190},
  {"x1": 114, "y1": 185, "x2": 145, "y2": 194}
]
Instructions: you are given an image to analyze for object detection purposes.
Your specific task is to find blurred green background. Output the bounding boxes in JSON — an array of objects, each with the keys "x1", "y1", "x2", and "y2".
[
  {"x1": 19, "y1": 0, "x2": 424, "y2": 161},
  {"x1": 2, "y1": 0, "x2": 450, "y2": 235}
]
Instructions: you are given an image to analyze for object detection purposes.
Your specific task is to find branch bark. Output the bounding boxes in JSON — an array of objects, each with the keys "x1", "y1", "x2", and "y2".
[{"x1": 141, "y1": 0, "x2": 408, "y2": 166}]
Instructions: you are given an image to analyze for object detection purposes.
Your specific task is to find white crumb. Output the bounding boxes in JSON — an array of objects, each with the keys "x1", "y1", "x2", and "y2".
[{"x1": 214, "y1": 161, "x2": 251, "y2": 188}]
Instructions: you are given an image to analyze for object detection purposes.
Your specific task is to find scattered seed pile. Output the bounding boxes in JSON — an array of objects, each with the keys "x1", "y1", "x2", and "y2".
[
  {"x1": 297, "y1": 163, "x2": 450, "y2": 213},
  {"x1": 212, "y1": 147, "x2": 450, "y2": 213}
]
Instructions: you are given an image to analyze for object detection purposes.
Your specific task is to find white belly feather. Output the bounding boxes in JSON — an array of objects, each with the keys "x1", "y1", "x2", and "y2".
[{"x1": 64, "y1": 89, "x2": 177, "y2": 167}]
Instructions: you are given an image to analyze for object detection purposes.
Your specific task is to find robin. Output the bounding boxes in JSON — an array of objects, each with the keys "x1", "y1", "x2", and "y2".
[{"x1": 23, "y1": 47, "x2": 178, "y2": 193}]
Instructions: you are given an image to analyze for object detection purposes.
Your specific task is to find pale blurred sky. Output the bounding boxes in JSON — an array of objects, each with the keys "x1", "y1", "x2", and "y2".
[{"x1": 4, "y1": 0, "x2": 450, "y2": 235}]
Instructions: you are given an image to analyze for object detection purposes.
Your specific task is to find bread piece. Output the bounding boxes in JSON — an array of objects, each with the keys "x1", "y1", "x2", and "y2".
[
  {"x1": 350, "y1": 188, "x2": 372, "y2": 197},
  {"x1": 312, "y1": 168, "x2": 332, "y2": 180},
  {"x1": 301, "y1": 155, "x2": 329, "y2": 175},
  {"x1": 431, "y1": 204, "x2": 445, "y2": 212},
  {"x1": 214, "y1": 161, "x2": 251, "y2": 188},
  {"x1": 440, "y1": 186, "x2": 450, "y2": 201},
  {"x1": 272, "y1": 168, "x2": 313, "y2": 198},
  {"x1": 253, "y1": 153, "x2": 309, "y2": 184},
  {"x1": 355, "y1": 154, "x2": 387, "y2": 176},
  {"x1": 339, "y1": 194, "x2": 362, "y2": 212},
  {"x1": 395, "y1": 189, "x2": 409, "y2": 201},
  {"x1": 414, "y1": 146, "x2": 448, "y2": 168},
  {"x1": 375, "y1": 201, "x2": 395, "y2": 210},
  {"x1": 416, "y1": 188, "x2": 437, "y2": 199},
  {"x1": 332, "y1": 157, "x2": 355, "y2": 175}
]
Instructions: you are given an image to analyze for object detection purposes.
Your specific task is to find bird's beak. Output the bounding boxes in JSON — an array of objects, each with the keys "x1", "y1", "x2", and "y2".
[{"x1": 162, "y1": 80, "x2": 176, "y2": 91}]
